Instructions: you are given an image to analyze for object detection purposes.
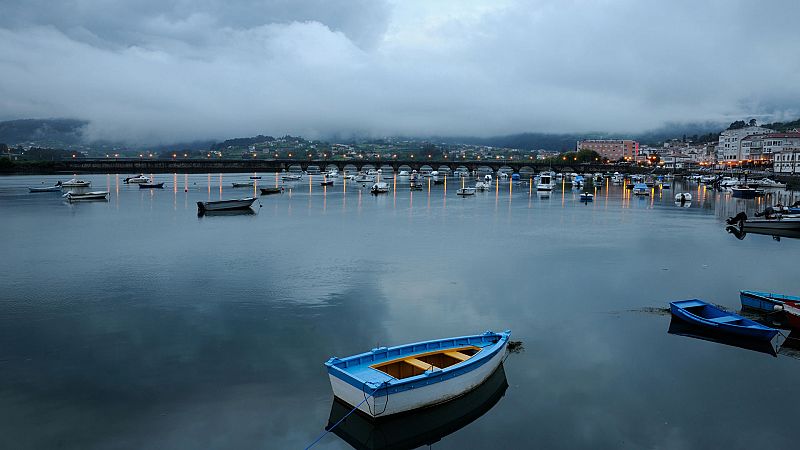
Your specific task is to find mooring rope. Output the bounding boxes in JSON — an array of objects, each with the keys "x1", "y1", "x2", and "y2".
[{"x1": 304, "y1": 382, "x2": 387, "y2": 450}]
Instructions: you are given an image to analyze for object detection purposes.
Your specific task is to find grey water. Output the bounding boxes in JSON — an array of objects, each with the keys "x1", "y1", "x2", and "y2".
[{"x1": 1, "y1": 173, "x2": 799, "y2": 449}]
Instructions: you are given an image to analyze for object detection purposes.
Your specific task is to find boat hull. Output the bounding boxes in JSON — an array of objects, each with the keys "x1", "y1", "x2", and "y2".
[
  {"x1": 66, "y1": 191, "x2": 108, "y2": 201},
  {"x1": 670, "y1": 299, "x2": 778, "y2": 341},
  {"x1": 740, "y1": 290, "x2": 800, "y2": 312},
  {"x1": 138, "y1": 183, "x2": 164, "y2": 189},
  {"x1": 742, "y1": 218, "x2": 800, "y2": 232},
  {"x1": 197, "y1": 197, "x2": 256, "y2": 212},
  {"x1": 29, "y1": 186, "x2": 61, "y2": 192}
]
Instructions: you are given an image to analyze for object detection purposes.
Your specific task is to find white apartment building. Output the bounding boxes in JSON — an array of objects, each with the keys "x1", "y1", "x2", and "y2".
[
  {"x1": 716, "y1": 126, "x2": 773, "y2": 162},
  {"x1": 766, "y1": 132, "x2": 800, "y2": 174}
]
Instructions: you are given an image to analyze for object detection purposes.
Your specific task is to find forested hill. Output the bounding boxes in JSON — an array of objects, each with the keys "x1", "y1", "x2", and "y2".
[{"x1": 0, "y1": 119, "x2": 88, "y2": 146}]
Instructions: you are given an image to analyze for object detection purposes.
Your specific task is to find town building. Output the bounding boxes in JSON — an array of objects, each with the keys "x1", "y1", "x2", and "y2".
[
  {"x1": 576, "y1": 139, "x2": 639, "y2": 161},
  {"x1": 764, "y1": 132, "x2": 800, "y2": 174},
  {"x1": 716, "y1": 126, "x2": 773, "y2": 163}
]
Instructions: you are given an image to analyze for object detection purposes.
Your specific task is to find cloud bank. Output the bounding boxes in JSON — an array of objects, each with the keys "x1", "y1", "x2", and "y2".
[{"x1": 0, "y1": 0, "x2": 798, "y2": 143}]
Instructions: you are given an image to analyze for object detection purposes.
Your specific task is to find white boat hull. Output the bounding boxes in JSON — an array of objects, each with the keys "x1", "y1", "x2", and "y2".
[
  {"x1": 65, "y1": 191, "x2": 108, "y2": 201},
  {"x1": 329, "y1": 340, "x2": 507, "y2": 418}
]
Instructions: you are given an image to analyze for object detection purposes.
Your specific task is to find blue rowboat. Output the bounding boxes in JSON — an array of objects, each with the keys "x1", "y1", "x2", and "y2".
[
  {"x1": 325, "y1": 330, "x2": 510, "y2": 419},
  {"x1": 740, "y1": 290, "x2": 800, "y2": 313},
  {"x1": 669, "y1": 299, "x2": 778, "y2": 341}
]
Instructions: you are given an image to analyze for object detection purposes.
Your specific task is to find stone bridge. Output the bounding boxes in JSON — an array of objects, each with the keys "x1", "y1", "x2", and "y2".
[{"x1": 60, "y1": 158, "x2": 648, "y2": 175}]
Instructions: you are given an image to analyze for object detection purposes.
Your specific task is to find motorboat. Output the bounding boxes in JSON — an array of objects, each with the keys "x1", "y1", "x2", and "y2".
[
  {"x1": 197, "y1": 197, "x2": 256, "y2": 213},
  {"x1": 669, "y1": 299, "x2": 778, "y2": 341},
  {"x1": 398, "y1": 170, "x2": 410, "y2": 176},
  {"x1": 324, "y1": 331, "x2": 510, "y2": 418},
  {"x1": 260, "y1": 187, "x2": 283, "y2": 195},
  {"x1": 611, "y1": 173, "x2": 624, "y2": 185},
  {"x1": 755, "y1": 178, "x2": 786, "y2": 189},
  {"x1": 29, "y1": 185, "x2": 62, "y2": 193},
  {"x1": 61, "y1": 178, "x2": 91, "y2": 187},
  {"x1": 355, "y1": 174, "x2": 375, "y2": 183},
  {"x1": 281, "y1": 174, "x2": 302, "y2": 181},
  {"x1": 632, "y1": 183, "x2": 649, "y2": 196},
  {"x1": 371, "y1": 182, "x2": 389, "y2": 194},
  {"x1": 123, "y1": 174, "x2": 150, "y2": 184},
  {"x1": 537, "y1": 174, "x2": 554, "y2": 191},
  {"x1": 409, "y1": 182, "x2": 423, "y2": 191},
  {"x1": 232, "y1": 181, "x2": 255, "y2": 188},
  {"x1": 475, "y1": 182, "x2": 490, "y2": 191},
  {"x1": 579, "y1": 193, "x2": 594, "y2": 202},
  {"x1": 457, "y1": 187, "x2": 476, "y2": 196},
  {"x1": 484, "y1": 174, "x2": 493, "y2": 183},
  {"x1": 138, "y1": 182, "x2": 164, "y2": 189},
  {"x1": 63, "y1": 191, "x2": 108, "y2": 201}
]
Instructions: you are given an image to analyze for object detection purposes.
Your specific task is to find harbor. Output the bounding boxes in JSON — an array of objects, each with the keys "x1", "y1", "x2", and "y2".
[{"x1": 1, "y1": 172, "x2": 799, "y2": 449}]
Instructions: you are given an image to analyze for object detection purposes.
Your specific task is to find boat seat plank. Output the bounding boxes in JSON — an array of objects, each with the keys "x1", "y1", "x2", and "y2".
[
  {"x1": 709, "y1": 316, "x2": 741, "y2": 324},
  {"x1": 444, "y1": 351, "x2": 471, "y2": 362},
  {"x1": 404, "y1": 357, "x2": 437, "y2": 371}
]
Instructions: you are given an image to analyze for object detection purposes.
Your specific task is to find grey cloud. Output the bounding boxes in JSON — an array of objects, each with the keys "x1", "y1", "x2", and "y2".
[{"x1": 0, "y1": 0, "x2": 798, "y2": 144}]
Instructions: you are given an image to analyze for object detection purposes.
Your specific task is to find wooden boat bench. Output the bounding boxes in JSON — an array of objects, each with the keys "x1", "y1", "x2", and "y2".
[{"x1": 443, "y1": 351, "x2": 472, "y2": 362}]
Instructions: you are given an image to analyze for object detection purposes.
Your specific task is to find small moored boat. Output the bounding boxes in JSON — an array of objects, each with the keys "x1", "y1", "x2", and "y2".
[
  {"x1": 740, "y1": 290, "x2": 800, "y2": 313},
  {"x1": 675, "y1": 192, "x2": 692, "y2": 203},
  {"x1": 457, "y1": 187, "x2": 476, "y2": 196},
  {"x1": 232, "y1": 181, "x2": 255, "y2": 188},
  {"x1": 371, "y1": 182, "x2": 389, "y2": 194},
  {"x1": 320, "y1": 180, "x2": 334, "y2": 186},
  {"x1": 138, "y1": 182, "x2": 164, "y2": 189},
  {"x1": 260, "y1": 187, "x2": 283, "y2": 195},
  {"x1": 632, "y1": 183, "x2": 649, "y2": 196},
  {"x1": 63, "y1": 191, "x2": 109, "y2": 201},
  {"x1": 29, "y1": 185, "x2": 62, "y2": 193},
  {"x1": 197, "y1": 197, "x2": 256, "y2": 213},
  {"x1": 669, "y1": 299, "x2": 779, "y2": 341},
  {"x1": 249, "y1": 176, "x2": 262, "y2": 180},
  {"x1": 124, "y1": 174, "x2": 150, "y2": 184},
  {"x1": 61, "y1": 178, "x2": 91, "y2": 187},
  {"x1": 324, "y1": 330, "x2": 510, "y2": 418},
  {"x1": 580, "y1": 193, "x2": 594, "y2": 202},
  {"x1": 282, "y1": 174, "x2": 302, "y2": 181}
]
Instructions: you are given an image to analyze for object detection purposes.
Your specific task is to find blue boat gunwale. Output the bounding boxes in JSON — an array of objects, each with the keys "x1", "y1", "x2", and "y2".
[
  {"x1": 325, "y1": 331, "x2": 510, "y2": 395},
  {"x1": 740, "y1": 290, "x2": 800, "y2": 304}
]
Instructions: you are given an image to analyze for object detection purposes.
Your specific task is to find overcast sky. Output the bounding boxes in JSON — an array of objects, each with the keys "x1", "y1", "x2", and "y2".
[{"x1": 0, "y1": 0, "x2": 798, "y2": 143}]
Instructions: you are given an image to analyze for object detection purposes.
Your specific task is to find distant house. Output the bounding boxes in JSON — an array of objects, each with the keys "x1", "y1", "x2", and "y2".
[{"x1": 716, "y1": 126, "x2": 773, "y2": 163}]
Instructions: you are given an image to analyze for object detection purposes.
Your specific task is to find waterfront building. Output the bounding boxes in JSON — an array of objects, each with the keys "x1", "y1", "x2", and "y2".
[
  {"x1": 576, "y1": 139, "x2": 639, "y2": 161},
  {"x1": 766, "y1": 132, "x2": 800, "y2": 174},
  {"x1": 716, "y1": 126, "x2": 773, "y2": 163}
]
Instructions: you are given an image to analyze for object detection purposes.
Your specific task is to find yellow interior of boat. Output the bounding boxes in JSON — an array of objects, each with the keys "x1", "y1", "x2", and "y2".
[{"x1": 370, "y1": 346, "x2": 481, "y2": 379}]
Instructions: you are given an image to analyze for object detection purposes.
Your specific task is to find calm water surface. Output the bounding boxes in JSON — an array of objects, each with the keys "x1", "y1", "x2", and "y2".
[{"x1": 1, "y1": 173, "x2": 799, "y2": 449}]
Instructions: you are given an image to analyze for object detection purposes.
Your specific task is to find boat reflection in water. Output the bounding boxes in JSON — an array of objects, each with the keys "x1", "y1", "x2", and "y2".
[
  {"x1": 197, "y1": 208, "x2": 256, "y2": 217},
  {"x1": 327, "y1": 364, "x2": 509, "y2": 450},
  {"x1": 667, "y1": 317, "x2": 786, "y2": 357}
]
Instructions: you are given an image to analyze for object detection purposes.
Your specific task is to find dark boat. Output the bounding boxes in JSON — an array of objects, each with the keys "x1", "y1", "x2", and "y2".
[
  {"x1": 327, "y1": 364, "x2": 508, "y2": 450},
  {"x1": 249, "y1": 176, "x2": 262, "y2": 179},
  {"x1": 731, "y1": 187, "x2": 763, "y2": 198},
  {"x1": 669, "y1": 299, "x2": 779, "y2": 341},
  {"x1": 197, "y1": 197, "x2": 256, "y2": 214},
  {"x1": 667, "y1": 317, "x2": 783, "y2": 357},
  {"x1": 260, "y1": 187, "x2": 283, "y2": 195},
  {"x1": 320, "y1": 180, "x2": 334, "y2": 186},
  {"x1": 138, "y1": 182, "x2": 164, "y2": 189},
  {"x1": 433, "y1": 178, "x2": 445, "y2": 185}
]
